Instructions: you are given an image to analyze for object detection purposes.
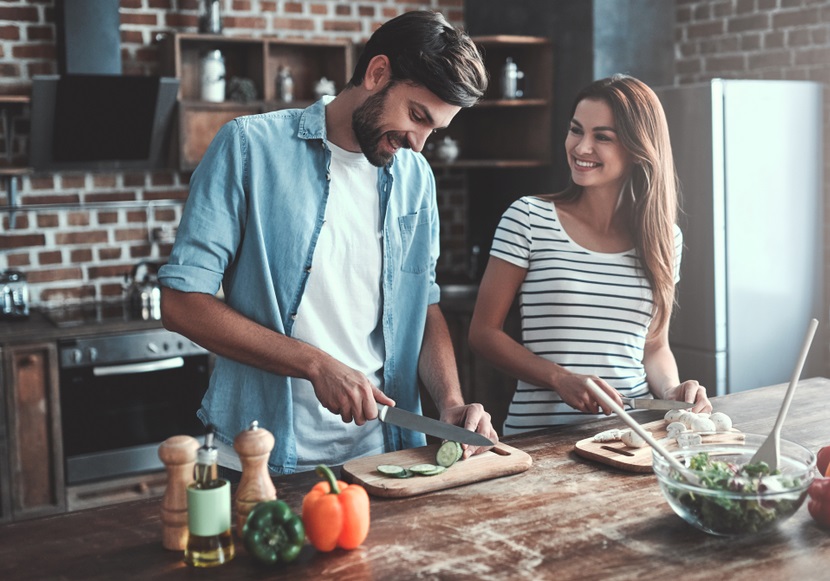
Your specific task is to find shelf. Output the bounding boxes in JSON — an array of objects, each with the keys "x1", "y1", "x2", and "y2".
[
  {"x1": 0, "y1": 198, "x2": 185, "y2": 214},
  {"x1": 160, "y1": 33, "x2": 352, "y2": 171},
  {"x1": 473, "y1": 35, "x2": 552, "y2": 46},
  {"x1": 0, "y1": 95, "x2": 30, "y2": 105},
  {"x1": 0, "y1": 167, "x2": 31, "y2": 176},
  {"x1": 432, "y1": 36, "x2": 553, "y2": 168},
  {"x1": 473, "y1": 99, "x2": 548, "y2": 108},
  {"x1": 430, "y1": 159, "x2": 551, "y2": 170}
]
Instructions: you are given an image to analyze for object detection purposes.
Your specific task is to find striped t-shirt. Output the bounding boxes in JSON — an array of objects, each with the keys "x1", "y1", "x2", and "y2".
[{"x1": 490, "y1": 196, "x2": 682, "y2": 435}]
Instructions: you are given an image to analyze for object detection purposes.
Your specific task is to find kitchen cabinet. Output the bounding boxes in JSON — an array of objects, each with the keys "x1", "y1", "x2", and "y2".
[
  {"x1": 1, "y1": 342, "x2": 65, "y2": 521},
  {"x1": 159, "y1": 33, "x2": 353, "y2": 171},
  {"x1": 430, "y1": 35, "x2": 553, "y2": 169}
]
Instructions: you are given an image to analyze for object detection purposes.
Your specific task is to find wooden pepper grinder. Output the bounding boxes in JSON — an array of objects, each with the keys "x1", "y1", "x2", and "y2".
[
  {"x1": 158, "y1": 435, "x2": 200, "y2": 551},
  {"x1": 233, "y1": 420, "x2": 277, "y2": 533}
]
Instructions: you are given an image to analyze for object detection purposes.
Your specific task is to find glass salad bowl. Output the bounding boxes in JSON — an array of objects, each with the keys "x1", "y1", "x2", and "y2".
[{"x1": 652, "y1": 433, "x2": 816, "y2": 536}]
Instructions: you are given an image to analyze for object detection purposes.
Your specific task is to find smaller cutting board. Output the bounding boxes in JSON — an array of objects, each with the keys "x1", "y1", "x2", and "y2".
[
  {"x1": 573, "y1": 419, "x2": 745, "y2": 473},
  {"x1": 341, "y1": 442, "x2": 532, "y2": 498}
]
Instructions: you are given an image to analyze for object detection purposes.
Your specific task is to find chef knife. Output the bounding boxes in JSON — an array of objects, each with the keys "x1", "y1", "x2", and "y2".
[
  {"x1": 378, "y1": 405, "x2": 494, "y2": 447},
  {"x1": 620, "y1": 397, "x2": 692, "y2": 411}
]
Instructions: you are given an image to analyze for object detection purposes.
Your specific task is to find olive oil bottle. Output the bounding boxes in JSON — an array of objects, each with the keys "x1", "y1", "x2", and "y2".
[{"x1": 184, "y1": 426, "x2": 235, "y2": 567}]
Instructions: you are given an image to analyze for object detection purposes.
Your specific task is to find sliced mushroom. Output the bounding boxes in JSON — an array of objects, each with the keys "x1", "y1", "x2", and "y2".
[
  {"x1": 592, "y1": 429, "x2": 624, "y2": 443},
  {"x1": 666, "y1": 421, "x2": 687, "y2": 439},
  {"x1": 621, "y1": 429, "x2": 647, "y2": 448}
]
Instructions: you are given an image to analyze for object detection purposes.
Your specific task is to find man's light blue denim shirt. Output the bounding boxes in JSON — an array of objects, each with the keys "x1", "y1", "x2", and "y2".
[{"x1": 158, "y1": 98, "x2": 440, "y2": 474}]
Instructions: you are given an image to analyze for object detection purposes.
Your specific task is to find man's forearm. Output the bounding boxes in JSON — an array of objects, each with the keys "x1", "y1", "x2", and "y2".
[
  {"x1": 160, "y1": 286, "x2": 326, "y2": 381},
  {"x1": 417, "y1": 304, "x2": 465, "y2": 413}
]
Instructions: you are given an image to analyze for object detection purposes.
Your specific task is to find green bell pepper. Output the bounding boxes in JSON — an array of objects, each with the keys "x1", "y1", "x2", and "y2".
[{"x1": 242, "y1": 500, "x2": 305, "y2": 565}]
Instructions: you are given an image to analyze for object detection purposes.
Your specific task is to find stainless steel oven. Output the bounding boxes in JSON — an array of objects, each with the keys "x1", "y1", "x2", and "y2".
[{"x1": 58, "y1": 328, "x2": 210, "y2": 484}]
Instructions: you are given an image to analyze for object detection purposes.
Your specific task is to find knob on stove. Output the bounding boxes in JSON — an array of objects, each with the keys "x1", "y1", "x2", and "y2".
[{"x1": 70, "y1": 349, "x2": 83, "y2": 364}]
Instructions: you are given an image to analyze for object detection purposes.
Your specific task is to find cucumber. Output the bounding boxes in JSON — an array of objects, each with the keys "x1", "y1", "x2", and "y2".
[
  {"x1": 418, "y1": 466, "x2": 447, "y2": 476},
  {"x1": 436, "y1": 441, "x2": 462, "y2": 467},
  {"x1": 376, "y1": 464, "x2": 406, "y2": 477},
  {"x1": 408, "y1": 463, "x2": 440, "y2": 474}
]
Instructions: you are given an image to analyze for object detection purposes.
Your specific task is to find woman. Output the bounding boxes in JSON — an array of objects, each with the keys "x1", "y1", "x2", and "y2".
[{"x1": 469, "y1": 74, "x2": 712, "y2": 435}]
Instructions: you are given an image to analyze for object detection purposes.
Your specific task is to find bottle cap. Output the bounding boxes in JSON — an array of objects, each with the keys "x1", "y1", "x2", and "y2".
[{"x1": 197, "y1": 426, "x2": 218, "y2": 465}]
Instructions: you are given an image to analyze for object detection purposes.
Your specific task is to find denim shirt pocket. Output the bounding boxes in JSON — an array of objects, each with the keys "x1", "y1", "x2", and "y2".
[{"x1": 398, "y1": 210, "x2": 431, "y2": 274}]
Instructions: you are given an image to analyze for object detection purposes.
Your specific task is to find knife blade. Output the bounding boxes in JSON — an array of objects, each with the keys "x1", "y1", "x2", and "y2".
[
  {"x1": 621, "y1": 397, "x2": 692, "y2": 411},
  {"x1": 377, "y1": 405, "x2": 494, "y2": 447}
]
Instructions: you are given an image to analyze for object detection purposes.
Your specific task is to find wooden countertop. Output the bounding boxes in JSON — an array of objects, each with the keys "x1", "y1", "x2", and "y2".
[{"x1": 1, "y1": 378, "x2": 829, "y2": 580}]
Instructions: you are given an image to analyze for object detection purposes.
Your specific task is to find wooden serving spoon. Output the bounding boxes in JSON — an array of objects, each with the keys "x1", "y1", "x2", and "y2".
[
  {"x1": 585, "y1": 379, "x2": 700, "y2": 486},
  {"x1": 749, "y1": 318, "x2": 818, "y2": 471}
]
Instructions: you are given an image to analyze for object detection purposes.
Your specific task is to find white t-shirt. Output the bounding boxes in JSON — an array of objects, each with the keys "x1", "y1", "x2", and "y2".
[
  {"x1": 289, "y1": 140, "x2": 386, "y2": 471},
  {"x1": 490, "y1": 196, "x2": 682, "y2": 435},
  {"x1": 217, "y1": 141, "x2": 385, "y2": 472}
]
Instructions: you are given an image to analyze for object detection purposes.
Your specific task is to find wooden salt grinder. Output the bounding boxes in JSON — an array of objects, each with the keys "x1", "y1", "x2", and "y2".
[
  {"x1": 157, "y1": 435, "x2": 200, "y2": 551},
  {"x1": 234, "y1": 420, "x2": 277, "y2": 534}
]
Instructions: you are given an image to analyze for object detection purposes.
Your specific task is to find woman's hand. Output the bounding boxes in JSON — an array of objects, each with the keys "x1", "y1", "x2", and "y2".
[
  {"x1": 440, "y1": 403, "x2": 499, "y2": 459},
  {"x1": 555, "y1": 374, "x2": 622, "y2": 415},
  {"x1": 662, "y1": 380, "x2": 712, "y2": 413}
]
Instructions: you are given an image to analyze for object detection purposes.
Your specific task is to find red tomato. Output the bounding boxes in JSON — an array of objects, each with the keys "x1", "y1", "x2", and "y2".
[{"x1": 818, "y1": 446, "x2": 830, "y2": 477}]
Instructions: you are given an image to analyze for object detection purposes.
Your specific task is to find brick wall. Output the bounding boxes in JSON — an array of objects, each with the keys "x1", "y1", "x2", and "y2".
[
  {"x1": 0, "y1": 0, "x2": 466, "y2": 306},
  {"x1": 674, "y1": 0, "x2": 830, "y2": 373}
]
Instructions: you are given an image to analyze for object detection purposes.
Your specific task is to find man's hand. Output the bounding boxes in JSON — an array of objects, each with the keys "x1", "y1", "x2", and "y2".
[
  {"x1": 309, "y1": 356, "x2": 395, "y2": 425},
  {"x1": 439, "y1": 403, "x2": 499, "y2": 459}
]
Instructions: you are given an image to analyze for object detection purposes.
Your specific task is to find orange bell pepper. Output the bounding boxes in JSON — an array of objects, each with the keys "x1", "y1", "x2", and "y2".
[{"x1": 301, "y1": 464, "x2": 370, "y2": 551}]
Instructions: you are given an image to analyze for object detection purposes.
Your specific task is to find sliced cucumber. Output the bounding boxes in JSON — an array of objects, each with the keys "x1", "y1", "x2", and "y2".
[
  {"x1": 408, "y1": 463, "x2": 440, "y2": 474},
  {"x1": 376, "y1": 464, "x2": 406, "y2": 477},
  {"x1": 436, "y1": 441, "x2": 462, "y2": 467},
  {"x1": 419, "y1": 466, "x2": 447, "y2": 476}
]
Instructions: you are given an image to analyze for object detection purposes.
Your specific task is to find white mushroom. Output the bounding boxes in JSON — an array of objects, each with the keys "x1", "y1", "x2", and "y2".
[
  {"x1": 709, "y1": 412, "x2": 733, "y2": 432},
  {"x1": 664, "y1": 409, "x2": 685, "y2": 422},
  {"x1": 676, "y1": 431, "x2": 703, "y2": 448},
  {"x1": 592, "y1": 429, "x2": 624, "y2": 443},
  {"x1": 690, "y1": 415, "x2": 716, "y2": 433},
  {"x1": 666, "y1": 421, "x2": 687, "y2": 439},
  {"x1": 621, "y1": 429, "x2": 648, "y2": 448},
  {"x1": 679, "y1": 411, "x2": 696, "y2": 429}
]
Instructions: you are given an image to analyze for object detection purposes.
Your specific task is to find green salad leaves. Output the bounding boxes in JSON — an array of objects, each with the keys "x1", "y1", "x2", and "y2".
[{"x1": 670, "y1": 452, "x2": 805, "y2": 535}]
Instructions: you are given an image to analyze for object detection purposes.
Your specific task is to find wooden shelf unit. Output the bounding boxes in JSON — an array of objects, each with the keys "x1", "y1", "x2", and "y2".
[
  {"x1": 429, "y1": 35, "x2": 553, "y2": 169},
  {"x1": 160, "y1": 33, "x2": 353, "y2": 171}
]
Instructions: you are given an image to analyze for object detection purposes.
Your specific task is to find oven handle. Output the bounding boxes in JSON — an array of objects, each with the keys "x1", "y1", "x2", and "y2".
[{"x1": 92, "y1": 356, "x2": 185, "y2": 377}]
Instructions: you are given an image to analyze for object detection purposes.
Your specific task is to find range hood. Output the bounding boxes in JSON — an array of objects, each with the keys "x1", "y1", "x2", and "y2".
[{"x1": 29, "y1": 0, "x2": 179, "y2": 172}]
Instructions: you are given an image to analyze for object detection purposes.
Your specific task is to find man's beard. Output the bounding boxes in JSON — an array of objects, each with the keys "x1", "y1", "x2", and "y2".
[{"x1": 352, "y1": 82, "x2": 409, "y2": 167}]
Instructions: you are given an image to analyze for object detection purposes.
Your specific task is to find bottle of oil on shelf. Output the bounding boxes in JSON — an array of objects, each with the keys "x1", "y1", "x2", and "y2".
[{"x1": 184, "y1": 426, "x2": 235, "y2": 567}]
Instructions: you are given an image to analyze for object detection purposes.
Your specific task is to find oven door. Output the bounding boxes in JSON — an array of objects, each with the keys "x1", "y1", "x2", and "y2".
[{"x1": 60, "y1": 353, "x2": 210, "y2": 484}]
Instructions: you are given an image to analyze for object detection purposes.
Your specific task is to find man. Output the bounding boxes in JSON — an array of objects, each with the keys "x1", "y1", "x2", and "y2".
[{"x1": 158, "y1": 10, "x2": 498, "y2": 476}]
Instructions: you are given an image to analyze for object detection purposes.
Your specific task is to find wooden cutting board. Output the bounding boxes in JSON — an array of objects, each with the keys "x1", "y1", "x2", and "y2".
[
  {"x1": 573, "y1": 419, "x2": 745, "y2": 473},
  {"x1": 341, "y1": 442, "x2": 532, "y2": 498}
]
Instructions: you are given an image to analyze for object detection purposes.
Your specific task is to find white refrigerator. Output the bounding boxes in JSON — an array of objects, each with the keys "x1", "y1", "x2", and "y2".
[{"x1": 654, "y1": 80, "x2": 824, "y2": 395}]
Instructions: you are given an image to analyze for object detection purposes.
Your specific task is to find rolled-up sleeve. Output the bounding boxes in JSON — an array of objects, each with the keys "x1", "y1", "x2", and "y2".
[{"x1": 159, "y1": 121, "x2": 248, "y2": 294}]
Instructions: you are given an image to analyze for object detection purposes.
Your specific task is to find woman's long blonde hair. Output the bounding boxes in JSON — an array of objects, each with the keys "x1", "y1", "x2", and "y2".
[{"x1": 552, "y1": 74, "x2": 679, "y2": 334}]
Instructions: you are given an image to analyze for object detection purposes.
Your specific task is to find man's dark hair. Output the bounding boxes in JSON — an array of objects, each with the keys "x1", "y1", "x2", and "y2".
[{"x1": 348, "y1": 10, "x2": 488, "y2": 108}]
